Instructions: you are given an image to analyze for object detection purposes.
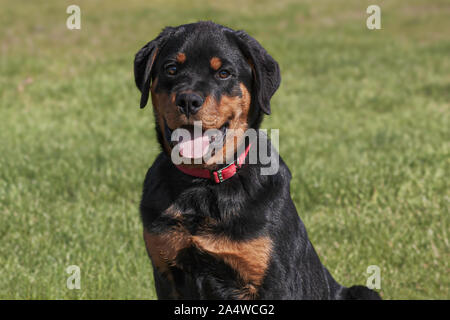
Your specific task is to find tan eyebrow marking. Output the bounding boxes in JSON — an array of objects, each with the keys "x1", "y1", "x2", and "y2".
[
  {"x1": 176, "y1": 53, "x2": 186, "y2": 64},
  {"x1": 210, "y1": 57, "x2": 222, "y2": 70}
]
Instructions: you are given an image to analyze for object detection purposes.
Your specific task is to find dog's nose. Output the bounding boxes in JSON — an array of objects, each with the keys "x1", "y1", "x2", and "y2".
[{"x1": 176, "y1": 93, "x2": 204, "y2": 116}]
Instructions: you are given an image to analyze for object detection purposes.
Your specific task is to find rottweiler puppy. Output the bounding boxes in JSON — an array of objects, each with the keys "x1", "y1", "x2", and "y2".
[{"x1": 134, "y1": 21, "x2": 381, "y2": 300}]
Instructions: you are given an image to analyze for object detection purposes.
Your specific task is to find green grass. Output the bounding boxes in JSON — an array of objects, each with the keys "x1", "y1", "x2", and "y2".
[{"x1": 0, "y1": 0, "x2": 448, "y2": 299}]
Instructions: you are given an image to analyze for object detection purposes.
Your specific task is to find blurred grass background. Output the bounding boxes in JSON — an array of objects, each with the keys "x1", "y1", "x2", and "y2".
[{"x1": 0, "y1": 0, "x2": 448, "y2": 299}]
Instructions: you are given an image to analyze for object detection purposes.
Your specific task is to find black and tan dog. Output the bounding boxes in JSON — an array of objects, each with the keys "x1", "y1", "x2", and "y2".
[{"x1": 134, "y1": 21, "x2": 381, "y2": 300}]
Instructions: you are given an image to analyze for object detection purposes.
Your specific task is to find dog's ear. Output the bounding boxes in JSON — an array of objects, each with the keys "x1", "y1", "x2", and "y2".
[
  {"x1": 227, "y1": 30, "x2": 281, "y2": 115},
  {"x1": 134, "y1": 27, "x2": 175, "y2": 108}
]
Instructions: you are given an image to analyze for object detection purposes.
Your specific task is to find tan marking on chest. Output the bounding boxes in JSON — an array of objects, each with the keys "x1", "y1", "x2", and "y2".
[
  {"x1": 192, "y1": 235, "x2": 272, "y2": 287},
  {"x1": 237, "y1": 284, "x2": 258, "y2": 300},
  {"x1": 143, "y1": 227, "x2": 191, "y2": 273},
  {"x1": 145, "y1": 229, "x2": 272, "y2": 282},
  {"x1": 143, "y1": 208, "x2": 272, "y2": 297}
]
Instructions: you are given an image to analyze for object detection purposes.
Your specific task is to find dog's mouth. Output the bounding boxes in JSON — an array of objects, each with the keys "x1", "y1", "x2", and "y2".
[{"x1": 164, "y1": 119, "x2": 229, "y2": 159}]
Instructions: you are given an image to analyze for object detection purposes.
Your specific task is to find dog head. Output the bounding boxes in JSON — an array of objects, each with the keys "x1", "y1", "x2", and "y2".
[{"x1": 134, "y1": 21, "x2": 280, "y2": 168}]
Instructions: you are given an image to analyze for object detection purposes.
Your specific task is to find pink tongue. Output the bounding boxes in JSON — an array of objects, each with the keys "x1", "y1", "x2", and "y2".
[{"x1": 179, "y1": 135, "x2": 211, "y2": 159}]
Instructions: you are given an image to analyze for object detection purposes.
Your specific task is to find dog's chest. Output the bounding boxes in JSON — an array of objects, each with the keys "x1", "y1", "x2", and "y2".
[{"x1": 143, "y1": 205, "x2": 273, "y2": 299}]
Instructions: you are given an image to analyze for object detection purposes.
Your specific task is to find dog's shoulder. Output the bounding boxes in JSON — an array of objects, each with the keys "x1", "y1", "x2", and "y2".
[
  {"x1": 142, "y1": 152, "x2": 169, "y2": 192},
  {"x1": 140, "y1": 152, "x2": 174, "y2": 226}
]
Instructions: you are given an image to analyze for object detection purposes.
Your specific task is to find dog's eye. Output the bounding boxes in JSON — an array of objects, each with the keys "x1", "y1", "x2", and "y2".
[
  {"x1": 165, "y1": 65, "x2": 177, "y2": 76},
  {"x1": 217, "y1": 69, "x2": 231, "y2": 79}
]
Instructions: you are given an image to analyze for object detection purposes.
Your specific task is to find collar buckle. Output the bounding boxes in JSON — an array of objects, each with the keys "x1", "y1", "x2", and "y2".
[{"x1": 213, "y1": 162, "x2": 235, "y2": 183}]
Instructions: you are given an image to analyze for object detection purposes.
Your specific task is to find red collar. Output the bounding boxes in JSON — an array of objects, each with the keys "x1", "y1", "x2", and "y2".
[{"x1": 175, "y1": 144, "x2": 251, "y2": 183}]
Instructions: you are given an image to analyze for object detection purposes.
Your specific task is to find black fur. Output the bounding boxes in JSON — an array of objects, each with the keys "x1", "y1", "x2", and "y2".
[
  {"x1": 135, "y1": 21, "x2": 381, "y2": 300},
  {"x1": 134, "y1": 26, "x2": 176, "y2": 109}
]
